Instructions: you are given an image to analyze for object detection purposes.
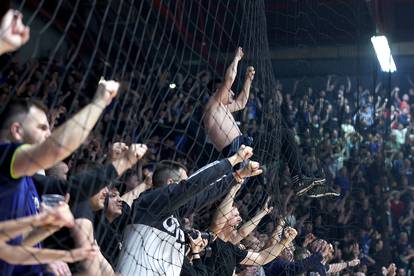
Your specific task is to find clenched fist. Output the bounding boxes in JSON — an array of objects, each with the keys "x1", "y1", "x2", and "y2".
[
  {"x1": 236, "y1": 161, "x2": 262, "y2": 178},
  {"x1": 0, "y1": 10, "x2": 30, "y2": 55},
  {"x1": 235, "y1": 47, "x2": 244, "y2": 61},
  {"x1": 283, "y1": 227, "x2": 297, "y2": 243},
  {"x1": 246, "y1": 66, "x2": 255, "y2": 81},
  {"x1": 94, "y1": 78, "x2": 120, "y2": 107}
]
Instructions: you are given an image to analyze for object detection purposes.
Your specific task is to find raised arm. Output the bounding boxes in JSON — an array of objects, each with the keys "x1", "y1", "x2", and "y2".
[
  {"x1": 228, "y1": 66, "x2": 255, "y2": 112},
  {"x1": 145, "y1": 146, "x2": 253, "y2": 218},
  {"x1": 214, "y1": 47, "x2": 244, "y2": 103},
  {"x1": 265, "y1": 253, "x2": 324, "y2": 276},
  {"x1": 210, "y1": 161, "x2": 263, "y2": 235},
  {"x1": 180, "y1": 159, "x2": 263, "y2": 220},
  {"x1": 231, "y1": 196, "x2": 273, "y2": 244},
  {"x1": 210, "y1": 183, "x2": 242, "y2": 234},
  {"x1": 12, "y1": 79, "x2": 120, "y2": 178},
  {"x1": 122, "y1": 182, "x2": 148, "y2": 207},
  {"x1": 240, "y1": 226, "x2": 297, "y2": 266}
]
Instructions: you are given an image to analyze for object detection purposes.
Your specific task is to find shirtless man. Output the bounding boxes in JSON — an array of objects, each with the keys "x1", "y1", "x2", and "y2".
[
  {"x1": 204, "y1": 47, "x2": 253, "y2": 156},
  {"x1": 204, "y1": 47, "x2": 336, "y2": 197}
]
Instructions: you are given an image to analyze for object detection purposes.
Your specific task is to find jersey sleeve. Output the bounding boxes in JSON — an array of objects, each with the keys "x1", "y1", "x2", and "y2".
[{"x1": 0, "y1": 143, "x2": 24, "y2": 180}]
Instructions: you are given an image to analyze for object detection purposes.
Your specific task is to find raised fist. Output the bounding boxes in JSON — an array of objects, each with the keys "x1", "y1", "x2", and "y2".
[
  {"x1": 110, "y1": 142, "x2": 129, "y2": 161},
  {"x1": 0, "y1": 10, "x2": 30, "y2": 54},
  {"x1": 283, "y1": 227, "x2": 298, "y2": 243},
  {"x1": 234, "y1": 144, "x2": 253, "y2": 163},
  {"x1": 127, "y1": 144, "x2": 148, "y2": 164},
  {"x1": 236, "y1": 161, "x2": 262, "y2": 178},
  {"x1": 246, "y1": 66, "x2": 255, "y2": 81},
  {"x1": 303, "y1": 233, "x2": 316, "y2": 247},
  {"x1": 235, "y1": 47, "x2": 244, "y2": 60},
  {"x1": 94, "y1": 78, "x2": 120, "y2": 107}
]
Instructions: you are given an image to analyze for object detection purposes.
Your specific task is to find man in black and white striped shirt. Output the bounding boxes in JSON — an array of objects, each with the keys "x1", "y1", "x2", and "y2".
[{"x1": 117, "y1": 145, "x2": 256, "y2": 276}]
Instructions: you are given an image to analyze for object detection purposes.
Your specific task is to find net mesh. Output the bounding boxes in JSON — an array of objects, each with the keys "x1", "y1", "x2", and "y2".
[{"x1": 0, "y1": 0, "x2": 413, "y2": 275}]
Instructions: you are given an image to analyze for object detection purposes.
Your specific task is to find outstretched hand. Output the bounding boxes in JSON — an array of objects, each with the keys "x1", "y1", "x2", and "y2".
[{"x1": 0, "y1": 10, "x2": 30, "y2": 55}]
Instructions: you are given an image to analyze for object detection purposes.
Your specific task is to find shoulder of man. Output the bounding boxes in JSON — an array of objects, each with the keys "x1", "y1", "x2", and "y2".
[{"x1": 0, "y1": 142, "x2": 24, "y2": 180}]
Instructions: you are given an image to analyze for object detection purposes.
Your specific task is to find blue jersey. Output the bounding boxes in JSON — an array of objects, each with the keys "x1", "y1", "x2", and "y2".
[{"x1": 0, "y1": 143, "x2": 44, "y2": 275}]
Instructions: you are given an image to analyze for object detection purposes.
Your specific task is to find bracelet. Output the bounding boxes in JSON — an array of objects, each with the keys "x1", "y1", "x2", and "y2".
[{"x1": 234, "y1": 171, "x2": 243, "y2": 183}]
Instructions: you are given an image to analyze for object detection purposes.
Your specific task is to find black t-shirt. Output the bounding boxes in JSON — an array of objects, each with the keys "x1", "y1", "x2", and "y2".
[
  {"x1": 95, "y1": 202, "x2": 131, "y2": 267},
  {"x1": 72, "y1": 200, "x2": 95, "y2": 221},
  {"x1": 203, "y1": 238, "x2": 248, "y2": 276},
  {"x1": 42, "y1": 200, "x2": 95, "y2": 273}
]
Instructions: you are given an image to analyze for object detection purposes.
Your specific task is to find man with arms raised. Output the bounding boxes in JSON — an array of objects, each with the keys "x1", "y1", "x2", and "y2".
[
  {"x1": 204, "y1": 47, "x2": 254, "y2": 156},
  {"x1": 0, "y1": 83, "x2": 119, "y2": 275},
  {"x1": 204, "y1": 47, "x2": 329, "y2": 196}
]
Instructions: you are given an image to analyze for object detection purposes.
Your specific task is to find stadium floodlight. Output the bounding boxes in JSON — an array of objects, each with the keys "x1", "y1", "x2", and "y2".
[{"x1": 371, "y1": 35, "x2": 397, "y2": 73}]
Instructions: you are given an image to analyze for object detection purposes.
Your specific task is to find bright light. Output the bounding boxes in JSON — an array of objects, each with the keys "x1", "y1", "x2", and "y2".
[
  {"x1": 371, "y1": 35, "x2": 397, "y2": 73},
  {"x1": 169, "y1": 83, "x2": 177, "y2": 89}
]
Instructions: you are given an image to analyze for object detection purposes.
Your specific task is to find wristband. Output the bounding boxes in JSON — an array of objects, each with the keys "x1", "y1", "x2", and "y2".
[{"x1": 234, "y1": 171, "x2": 243, "y2": 183}]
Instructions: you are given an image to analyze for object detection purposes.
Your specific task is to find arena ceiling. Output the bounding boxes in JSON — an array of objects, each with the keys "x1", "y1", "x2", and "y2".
[
  {"x1": 263, "y1": 0, "x2": 414, "y2": 48},
  {"x1": 19, "y1": 0, "x2": 414, "y2": 62}
]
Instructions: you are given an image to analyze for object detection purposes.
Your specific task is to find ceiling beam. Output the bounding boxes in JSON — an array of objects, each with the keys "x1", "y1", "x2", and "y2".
[{"x1": 268, "y1": 41, "x2": 414, "y2": 60}]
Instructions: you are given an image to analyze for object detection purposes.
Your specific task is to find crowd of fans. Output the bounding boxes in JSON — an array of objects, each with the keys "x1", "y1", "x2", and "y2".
[{"x1": 0, "y1": 5, "x2": 412, "y2": 276}]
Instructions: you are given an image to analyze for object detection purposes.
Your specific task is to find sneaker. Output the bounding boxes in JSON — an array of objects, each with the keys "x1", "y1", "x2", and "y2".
[
  {"x1": 294, "y1": 175, "x2": 326, "y2": 196},
  {"x1": 306, "y1": 185, "x2": 340, "y2": 198}
]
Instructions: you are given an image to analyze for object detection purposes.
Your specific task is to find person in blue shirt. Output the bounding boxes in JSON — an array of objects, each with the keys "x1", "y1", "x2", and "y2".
[
  {"x1": 0, "y1": 92, "x2": 119, "y2": 276},
  {"x1": 0, "y1": 91, "x2": 120, "y2": 276},
  {"x1": 0, "y1": 12, "x2": 121, "y2": 273}
]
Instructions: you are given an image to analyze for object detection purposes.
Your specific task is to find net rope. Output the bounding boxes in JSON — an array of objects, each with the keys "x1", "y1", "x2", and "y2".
[{"x1": 0, "y1": 0, "x2": 411, "y2": 275}]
